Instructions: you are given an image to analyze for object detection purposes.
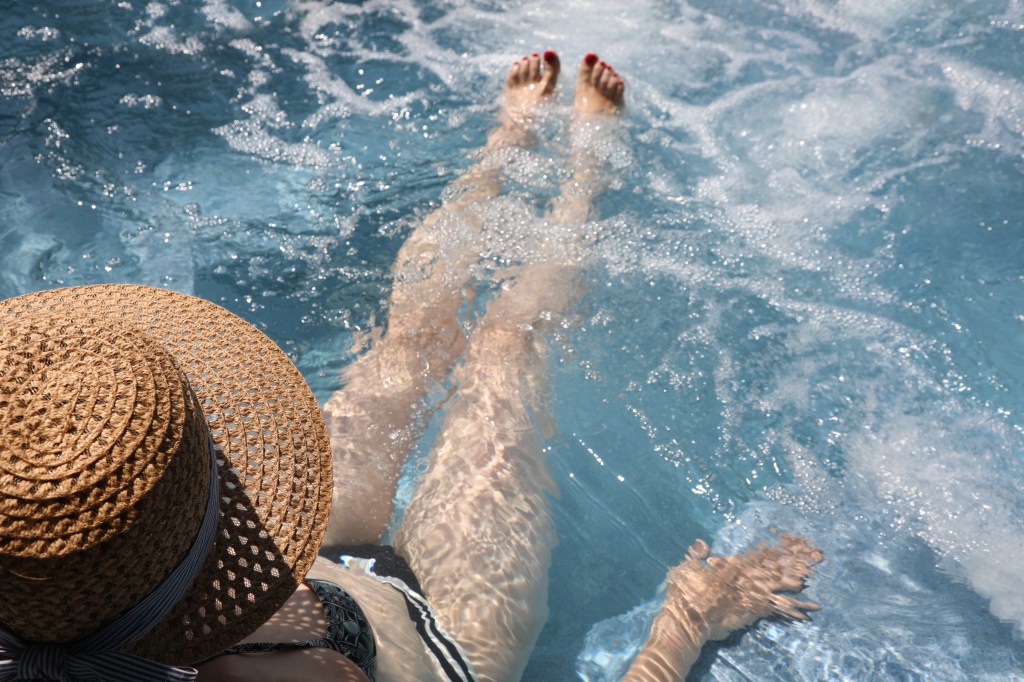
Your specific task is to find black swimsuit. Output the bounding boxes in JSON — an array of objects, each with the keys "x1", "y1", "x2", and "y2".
[
  {"x1": 224, "y1": 578, "x2": 378, "y2": 681},
  {"x1": 223, "y1": 546, "x2": 477, "y2": 682}
]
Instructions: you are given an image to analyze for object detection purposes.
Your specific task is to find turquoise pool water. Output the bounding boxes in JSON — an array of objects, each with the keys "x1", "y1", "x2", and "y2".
[{"x1": 2, "y1": 1, "x2": 1023, "y2": 679}]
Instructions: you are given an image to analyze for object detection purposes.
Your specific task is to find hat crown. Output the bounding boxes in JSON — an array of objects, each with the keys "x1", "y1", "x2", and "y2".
[
  {"x1": 0, "y1": 284, "x2": 332, "y2": 664},
  {"x1": 0, "y1": 311, "x2": 209, "y2": 640}
]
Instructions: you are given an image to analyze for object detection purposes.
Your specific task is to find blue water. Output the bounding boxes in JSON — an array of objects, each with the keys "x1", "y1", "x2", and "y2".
[{"x1": 2, "y1": 1, "x2": 1023, "y2": 680}]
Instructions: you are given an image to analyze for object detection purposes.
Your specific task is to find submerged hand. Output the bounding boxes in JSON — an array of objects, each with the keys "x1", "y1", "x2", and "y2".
[{"x1": 664, "y1": 534, "x2": 822, "y2": 642}]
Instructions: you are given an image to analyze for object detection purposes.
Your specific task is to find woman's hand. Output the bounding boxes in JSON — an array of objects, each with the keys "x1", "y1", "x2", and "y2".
[
  {"x1": 622, "y1": 534, "x2": 821, "y2": 682},
  {"x1": 664, "y1": 535, "x2": 822, "y2": 642}
]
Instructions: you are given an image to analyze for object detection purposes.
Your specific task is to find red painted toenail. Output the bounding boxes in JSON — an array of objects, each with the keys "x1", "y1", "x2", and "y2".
[
  {"x1": 584, "y1": 53, "x2": 598, "y2": 66},
  {"x1": 532, "y1": 52, "x2": 539, "y2": 57},
  {"x1": 544, "y1": 50, "x2": 557, "y2": 62}
]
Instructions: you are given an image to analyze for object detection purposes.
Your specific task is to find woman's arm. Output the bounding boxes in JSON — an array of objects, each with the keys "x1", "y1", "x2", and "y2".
[{"x1": 622, "y1": 535, "x2": 822, "y2": 682}]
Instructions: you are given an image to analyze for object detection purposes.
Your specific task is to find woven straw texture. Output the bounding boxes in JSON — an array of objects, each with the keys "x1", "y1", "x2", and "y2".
[{"x1": 0, "y1": 284, "x2": 332, "y2": 665}]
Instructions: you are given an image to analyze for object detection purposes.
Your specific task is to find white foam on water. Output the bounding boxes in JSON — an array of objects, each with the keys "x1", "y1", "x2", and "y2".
[
  {"x1": 136, "y1": 2, "x2": 206, "y2": 55},
  {"x1": 848, "y1": 412, "x2": 1024, "y2": 631},
  {"x1": 692, "y1": 56, "x2": 954, "y2": 281},
  {"x1": 940, "y1": 56, "x2": 1024, "y2": 156},
  {"x1": 201, "y1": 0, "x2": 254, "y2": 33},
  {"x1": 762, "y1": 299, "x2": 1024, "y2": 635},
  {"x1": 213, "y1": 92, "x2": 338, "y2": 169},
  {"x1": 782, "y1": 0, "x2": 934, "y2": 39},
  {"x1": 830, "y1": 0, "x2": 933, "y2": 26}
]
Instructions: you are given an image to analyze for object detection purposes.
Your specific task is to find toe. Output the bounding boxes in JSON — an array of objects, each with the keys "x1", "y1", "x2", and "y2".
[
  {"x1": 528, "y1": 53, "x2": 542, "y2": 82},
  {"x1": 505, "y1": 60, "x2": 521, "y2": 88},
  {"x1": 544, "y1": 50, "x2": 560, "y2": 71},
  {"x1": 613, "y1": 80, "x2": 625, "y2": 102},
  {"x1": 580, "y1": 52, "x2": 598, "y2": 80},
  {"x1": 542, "y1": 49, "x2": 560, "y2": 90}
]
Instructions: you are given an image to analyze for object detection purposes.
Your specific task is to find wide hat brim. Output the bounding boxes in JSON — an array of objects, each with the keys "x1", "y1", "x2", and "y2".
[{"x1": 0, "y1": 284, "x2": 333, "y2": 664}]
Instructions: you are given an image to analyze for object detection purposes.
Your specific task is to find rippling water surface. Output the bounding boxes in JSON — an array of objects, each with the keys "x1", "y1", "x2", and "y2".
[{"x1": 2, "y1": 1, "x2": 1023, "y2": 680}]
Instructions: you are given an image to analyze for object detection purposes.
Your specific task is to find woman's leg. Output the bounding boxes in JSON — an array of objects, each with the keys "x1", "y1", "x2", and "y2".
[
  {"x1": 323, "y1": 52, "x2": 562, "y2": 547},
  {"x1": 394, "y1": 54, "x2": 626, "y2": 682}
]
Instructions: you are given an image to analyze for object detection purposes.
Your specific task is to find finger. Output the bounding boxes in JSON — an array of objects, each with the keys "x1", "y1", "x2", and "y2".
[
  {"x1": 779, "y1": 535, "x2": 824, "y2": 563},
  {"x1": 776, "y1": 572, "x2": 810, "y2": 592},
  {"x1": 770, "y1": 595, "x2": 819, "y2": 620},
  {"x1": 788, "y1": 598, "x2": 821, "y2": 613},
  {"x1": 687, "y1": 538, "x2": 710, "y2": 561}
]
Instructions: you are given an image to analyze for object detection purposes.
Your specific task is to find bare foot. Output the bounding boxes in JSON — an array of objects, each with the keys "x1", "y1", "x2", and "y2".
[
  {"x1": 499, "y1": 50, "x2": 561, "y2": 126},
  {"x1": 573, "y1": 52, "x2": 625, "y2": 116},
  {"x1": 665, "y1": 535, "x2": 822, "y2": 643}
]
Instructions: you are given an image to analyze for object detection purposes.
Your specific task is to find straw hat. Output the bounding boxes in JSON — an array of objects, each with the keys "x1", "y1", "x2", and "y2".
[{"x1": 0, "y1": 284, "x2": 332, "y2": 666}]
